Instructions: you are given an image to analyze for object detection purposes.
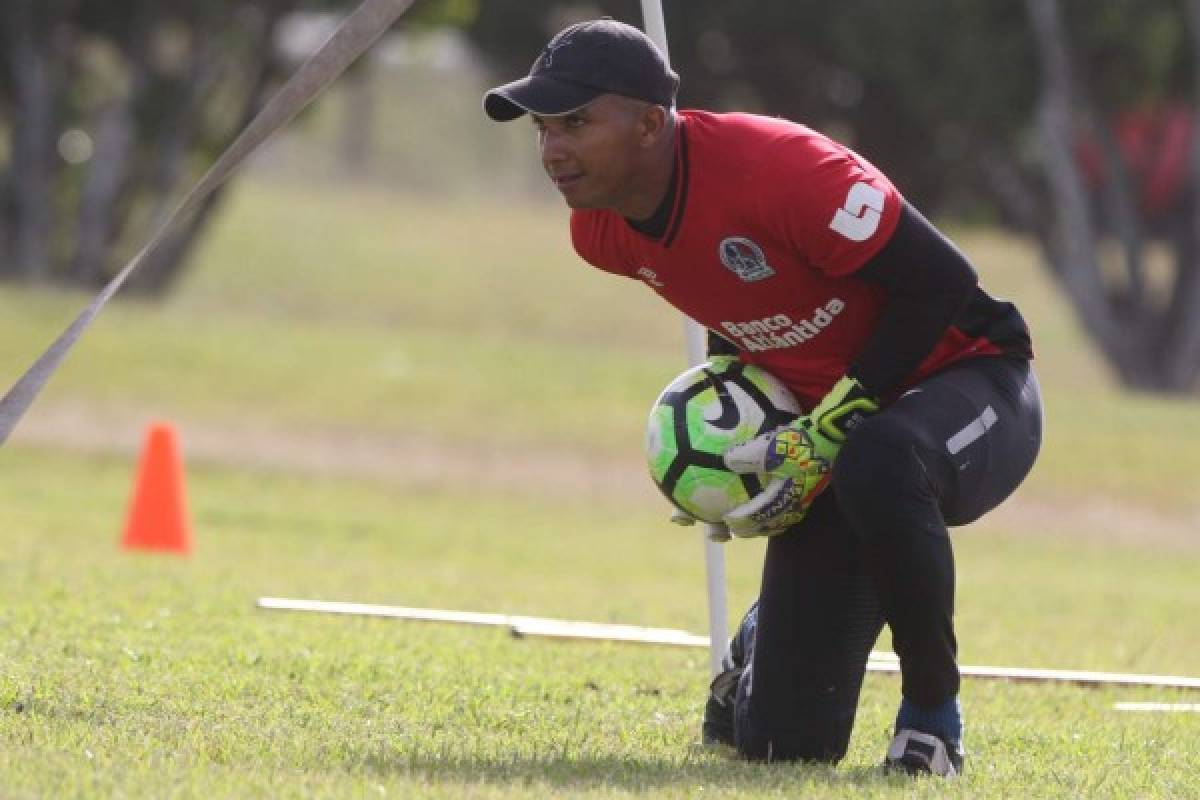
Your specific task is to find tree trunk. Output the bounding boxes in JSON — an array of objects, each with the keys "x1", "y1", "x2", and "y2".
[
  {"x1": 4, "y1": 0, "x2": 57, "y2": 281},
  {"x1": 129, "y1": 186, "x2": 230, "y2": 295},
  {"x1": 1164, "y1": 0, "x2": 1200, "y2": 390},
  {"x1": 67, "y1": 5, "x2": 154, "y2": 286},
  {"x1": 1092, "y1": 122, "x2": 1146, "y2": 315},
  {"x1": 1025, "y1": 1, "x2": 1119, "y2": 343},
  {"x1": 69, "y1": 100, "x2": 137, "y2": 285},
  {"x1": 116, "y1": 22, "x2": 225, "y2": 293},
  {"x1": 1161, "y1": 201, "x2": 1200, "y2": 390},
  {"x1": 129, "y1": 5, "x2": 294, "y2": 294}
]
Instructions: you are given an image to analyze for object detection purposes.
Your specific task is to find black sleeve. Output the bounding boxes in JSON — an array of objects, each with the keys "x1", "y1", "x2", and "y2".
[
  {"x1": 847, "y1": 200, "x2": 977, "y2": 398},
  {"x1": 706, "y1": 329, "x2": 740, "y2": 357}
]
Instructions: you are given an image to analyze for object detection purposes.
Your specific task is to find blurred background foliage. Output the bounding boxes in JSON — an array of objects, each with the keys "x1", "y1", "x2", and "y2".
[{"x1": 1, "y1": 0, "x2": 1199, "y2": 391}]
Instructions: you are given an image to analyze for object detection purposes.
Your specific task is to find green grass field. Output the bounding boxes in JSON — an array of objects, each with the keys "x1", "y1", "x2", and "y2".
[{"x1": 1, "y1": 178, "x2": 1198, "y2": 798}]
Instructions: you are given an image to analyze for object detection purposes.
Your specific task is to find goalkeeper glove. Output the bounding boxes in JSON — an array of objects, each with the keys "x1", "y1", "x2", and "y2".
[
  {"x1": 721, "y1": 375, "x2": 879, "y2": 537},
  {"x1": 670, "y1": 508, "x2": 732, "y2": 542}
]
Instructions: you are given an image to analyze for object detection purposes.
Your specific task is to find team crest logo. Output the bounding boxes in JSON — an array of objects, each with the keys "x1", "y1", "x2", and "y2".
[{"x1": 718, "y1": 237, "x2": 775, "y2": 282}]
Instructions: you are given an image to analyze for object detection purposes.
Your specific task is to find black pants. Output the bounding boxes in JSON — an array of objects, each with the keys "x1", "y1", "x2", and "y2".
[{"x1": 733, "y1": 356, "x2": 1043, "y2": 762}]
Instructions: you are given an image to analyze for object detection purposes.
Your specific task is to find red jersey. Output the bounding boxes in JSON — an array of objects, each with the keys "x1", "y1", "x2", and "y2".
[{"x1": 571, "y1": 110, "x2": 1025, "y2": 409}]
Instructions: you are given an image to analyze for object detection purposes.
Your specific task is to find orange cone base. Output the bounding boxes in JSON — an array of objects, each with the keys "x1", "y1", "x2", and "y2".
[{"x1": 122, "y1": 422, "x2": 192, "y2": 555}]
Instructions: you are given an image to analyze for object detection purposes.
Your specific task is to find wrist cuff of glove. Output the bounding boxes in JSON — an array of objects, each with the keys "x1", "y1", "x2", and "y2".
[{"x1": 812, "y1": 375, "x2": 879, "y2": 442}]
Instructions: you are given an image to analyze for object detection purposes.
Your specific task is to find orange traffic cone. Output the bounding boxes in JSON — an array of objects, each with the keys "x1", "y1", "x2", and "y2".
[{"x1": 122, "y1": 422, "x2": 192, "y2": 555}]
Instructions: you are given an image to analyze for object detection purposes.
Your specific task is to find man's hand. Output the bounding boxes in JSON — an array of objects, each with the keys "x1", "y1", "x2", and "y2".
[{"x1": 721, "y1": 376, "x2": 879, "y2": 537}]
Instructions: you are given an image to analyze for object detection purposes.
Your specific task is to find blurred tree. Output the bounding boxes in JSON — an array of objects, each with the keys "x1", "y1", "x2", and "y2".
[
  {"x1": 0, "y1": 0, "x2": 304, "y2": 293},
  {"x1": 466, "y1": 1, "x2": 1200, "y2": 392},
  {"x1": 3, "y1": 1, "x2": 1195, "y2": 389},
  {"x1": 0, "y1": 0, "x2": 471, "y2": 293},
  {"x1": 1025, "y1": 0, "x2": 1200, "y2": 391}
]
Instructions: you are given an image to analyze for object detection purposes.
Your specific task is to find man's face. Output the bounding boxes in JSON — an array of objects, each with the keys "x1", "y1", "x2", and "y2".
[{"x1": 533, "y1": 94, "x2": 650, "y2": 211}]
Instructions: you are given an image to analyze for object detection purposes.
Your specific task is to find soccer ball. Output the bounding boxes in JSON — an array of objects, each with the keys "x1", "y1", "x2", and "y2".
[{"x1": 646, "y1": 359, "x2": 801, "y2": 524}]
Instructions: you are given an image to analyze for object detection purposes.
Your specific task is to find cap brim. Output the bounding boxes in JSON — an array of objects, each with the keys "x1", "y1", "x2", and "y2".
[{"x1": 483, "y1": 75, "x2": 600, "y2": 121}]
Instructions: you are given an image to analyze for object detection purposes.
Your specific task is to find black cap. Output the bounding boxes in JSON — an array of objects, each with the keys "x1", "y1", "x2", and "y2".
[{"x1": 484, "y1": 18, "x2": 679, "y2": 121}]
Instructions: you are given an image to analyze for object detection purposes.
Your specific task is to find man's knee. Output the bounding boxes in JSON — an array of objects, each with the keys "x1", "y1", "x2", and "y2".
[
  {"x1": 734, "y1": 718, "x2": 853, "y2": 764},
  {"x1": 734, "y1": 673, "x2": 855, "y2": 764}
]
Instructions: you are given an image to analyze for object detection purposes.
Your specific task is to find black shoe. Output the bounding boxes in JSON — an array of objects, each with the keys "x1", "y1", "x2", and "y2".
[
  {"x1": 700, "y1": 665, "x2": 741, "y2": 746},
  {"x1": 883, "y1": 729, "x2": 964, "y2": 777},
  {"x1": 701, "y1": 603, "x2": 758, "y2": 747}
]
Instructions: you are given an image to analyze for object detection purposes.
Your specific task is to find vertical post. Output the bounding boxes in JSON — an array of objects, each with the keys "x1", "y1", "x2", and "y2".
[{"x1": 638, "y1": 0, "x2": 729, "y2": 678}]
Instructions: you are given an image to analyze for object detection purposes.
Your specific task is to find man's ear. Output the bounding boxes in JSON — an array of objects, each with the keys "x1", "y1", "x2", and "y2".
[{"x1": 638, "y1": 104, "x2": 670, "y2": 147}]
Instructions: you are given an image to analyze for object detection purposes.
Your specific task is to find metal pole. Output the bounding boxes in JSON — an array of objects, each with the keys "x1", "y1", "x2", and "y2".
[{"x1": 637, "y1": 0, "x2": 729, "y2": 678}]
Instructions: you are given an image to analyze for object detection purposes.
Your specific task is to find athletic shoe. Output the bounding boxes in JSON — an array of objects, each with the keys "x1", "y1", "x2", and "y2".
[
  {"x1": 700, "y1": 603, "x2": 758, "y2": 747},
  {"x1": 700, "y1": 665, "x2": 740, "y2": 746},
  {"x1": 883, "y1": 728, "x2": 964, "y2": 777}
]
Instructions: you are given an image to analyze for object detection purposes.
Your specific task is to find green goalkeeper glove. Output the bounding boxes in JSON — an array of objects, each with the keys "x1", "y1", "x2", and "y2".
[
  {"x1": 669, "y1": 508, "x2": 732, "y2": 542},
  {"x1": 721, "y1": 375, "x2": 879, "y2": 537}
]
